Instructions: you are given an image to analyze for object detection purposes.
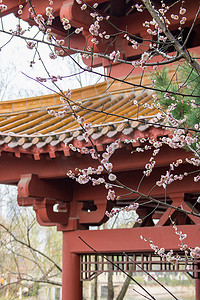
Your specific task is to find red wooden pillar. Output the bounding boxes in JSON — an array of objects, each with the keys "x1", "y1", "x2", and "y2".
[
  {"x1": 62, "y1": 231, "x2": 82, "y2": 300},
  {"x1": 196, "y1": 278, "x2": 200, "y2": 300},
  {"x1": 195, "y1": 263, "x2": 200, "y2": 300}
]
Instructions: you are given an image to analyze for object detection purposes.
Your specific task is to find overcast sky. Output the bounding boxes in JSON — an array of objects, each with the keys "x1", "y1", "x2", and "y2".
[{"x1": 0, "y1": 14, "x2": 104, "y2": 101}]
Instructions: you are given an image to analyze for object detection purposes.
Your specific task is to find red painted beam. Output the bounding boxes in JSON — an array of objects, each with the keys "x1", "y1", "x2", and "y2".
[
  {"x1": 63, "y1": 225, "x2": 200, "y2": 254},
  {"x1": 0, "y1": 144, "x2": 195, "y2": 183}
]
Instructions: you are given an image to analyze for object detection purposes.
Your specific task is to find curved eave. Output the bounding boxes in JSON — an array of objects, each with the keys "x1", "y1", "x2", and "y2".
[{"x1": 0, "y1": 75, "x2": 162, "y2": 159}]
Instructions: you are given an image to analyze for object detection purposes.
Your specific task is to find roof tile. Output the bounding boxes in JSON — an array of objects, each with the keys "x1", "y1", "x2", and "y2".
[{"x1": 0, "y1": 75, "x2": 160, "y2": 158}]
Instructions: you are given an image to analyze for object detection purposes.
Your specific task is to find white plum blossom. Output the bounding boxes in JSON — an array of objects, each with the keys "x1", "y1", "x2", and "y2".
[
  {"x1": 109, "y1": 50, "x2": 120, "y2": 62},
  {"x1": 106, "y1": 202, "x2": 139, "y2": 218},
  {"x1": 0, "y1": 4, "x2": 7, "y2": 10},
  {"x1": 108, "y1": 173, "x2": 117, "y2": 181},
  {"x1": 107, "y1": 189, "x2": 116, "y2": 201},
  {"x1": 76, "y1": 175, "x2": 90, "y2": 184}
]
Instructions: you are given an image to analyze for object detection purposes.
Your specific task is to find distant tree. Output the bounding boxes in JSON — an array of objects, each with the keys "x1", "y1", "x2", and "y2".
[{"x1": 0, "y1": 185, "x2": 62, "y2": 299}]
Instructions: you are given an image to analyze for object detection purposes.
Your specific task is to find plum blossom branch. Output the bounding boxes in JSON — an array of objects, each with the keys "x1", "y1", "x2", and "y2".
[
  {"x1": 142, "y1": 0, "x2": 200, "y2": 74},
  {"x1": 141, "y1": 218, "x2": 200, "y2": 268}
]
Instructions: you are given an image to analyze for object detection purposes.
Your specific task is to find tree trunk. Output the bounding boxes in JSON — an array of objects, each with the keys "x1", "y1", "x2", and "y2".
[
  {"x1": 94, "y1": 276, "x2": 98, "y2": 300},
  {"x1": 107, "y1": 271, "x2": 114, "y2": 300},
  {"x1": 116, "y1": 270, "x2": 133, "y2": 300},
  {"x1": 107, "y1": 256, "x2": 114, "y2": 300}
]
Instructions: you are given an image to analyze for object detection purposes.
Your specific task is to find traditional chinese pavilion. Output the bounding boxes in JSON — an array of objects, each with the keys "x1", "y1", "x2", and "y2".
[
  {"x1": 1, "y1": 0, "x2": 200, "y2": 299},
  {"x1": 0, "y1": 76, "x2": 199, "y2": 299}
]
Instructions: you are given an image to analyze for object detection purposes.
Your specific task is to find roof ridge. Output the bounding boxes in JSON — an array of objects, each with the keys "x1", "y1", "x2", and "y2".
[{"x1": 0, "y1": 73, "x2": 154, "y2": 115}]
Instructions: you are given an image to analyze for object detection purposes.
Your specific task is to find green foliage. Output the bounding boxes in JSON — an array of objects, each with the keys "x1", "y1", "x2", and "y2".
[
  {"x1": 130, "y1": 274, "x2": 194, "y2": 287},
  {"x1": 24, "y1": 283, "x2": 40, "y2": 297},
  {"x1": 153, "y1": 62, "x2": 200, "y2": 152},
  {"x1": 178, "y1": 63, "x2": 200, "y2": 128},
  {"x1": 157, "y1": 276, "x2": 193, "y2": 287},
  {"x1": 132, "y1": 276, "x2": 145, "y2": 285},
  {"x1": 153, "y1": 63, "x2": 200, "y2": 129}
]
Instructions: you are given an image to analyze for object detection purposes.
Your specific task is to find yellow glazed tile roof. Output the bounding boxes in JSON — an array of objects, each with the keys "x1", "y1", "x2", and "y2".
[{"x1": 0, "y1": 74, "x2": 161, "y2": 159}]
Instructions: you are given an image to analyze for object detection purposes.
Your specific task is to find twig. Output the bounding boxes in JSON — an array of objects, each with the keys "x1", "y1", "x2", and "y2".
[
  {"x1": 183, "y1": 4, "x2": 200, "y2": 49},
  {"x1": 123, "y1": 253, "x2": 179, "y2": 300},
  {"x1": 79, "y1": 236, "x2": 156, "y2": 300}
]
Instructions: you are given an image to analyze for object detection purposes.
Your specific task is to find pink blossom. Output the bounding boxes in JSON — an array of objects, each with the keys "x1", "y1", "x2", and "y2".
[
  {"x1": 109, "y1": 50, "x2": 120, "y2": 63},
  {"x1": 76, "y1": 174, "x2": 90, "y2": 184},
  {"x1": 0, "y1": 4, "x2": 7, "y2": 11},
  {"x1": 49, "y1": 52, "x2": 57, "y2": 59},
  {"x1": 27, "y1": 41, "x2": 36, "y2": 49},
  {"x1": 108, "y1": 173, "x2": 117, "y2": 181},
  {"x1": 107, "y1": 189, "x2": 116, "y2": 201}
]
